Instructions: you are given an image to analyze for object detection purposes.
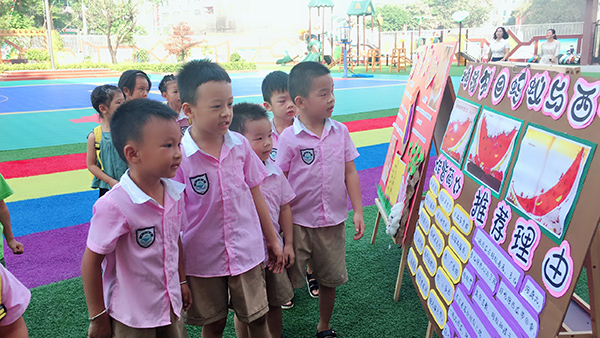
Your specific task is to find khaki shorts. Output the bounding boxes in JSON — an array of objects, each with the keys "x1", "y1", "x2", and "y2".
[
  {"x1": 288, "y1": 223, "x2": 348, "y2": 289},
  {"x1": 265, "y1": 266, "x2": 294, "y2": 306},
  {"x1": 183, "y1": 264, "x2": 268, "y2": 326},
  {"x1": 111, "y1": 308, "x2": 188, "y2": 338}
]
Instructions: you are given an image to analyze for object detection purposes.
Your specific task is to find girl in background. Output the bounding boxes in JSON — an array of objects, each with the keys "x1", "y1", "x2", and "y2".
[{"x1": 117, "y1": 70, "x2": 151, "y2": 101}]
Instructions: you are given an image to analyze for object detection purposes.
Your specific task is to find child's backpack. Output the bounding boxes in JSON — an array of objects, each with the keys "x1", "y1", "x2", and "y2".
[{"x1": 90, "y1": 126, "x2": 104, "y2": 181}]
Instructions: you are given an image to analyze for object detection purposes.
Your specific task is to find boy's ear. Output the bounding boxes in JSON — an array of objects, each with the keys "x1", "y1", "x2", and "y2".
[
  {"x1": 182, "y1": 102, "x2": 193, "y2": 119},
  {"x1": 263, "y1": 101, "x2": 273, "y2": 112},
  {"x1": 294, "y1": 95, "x2": 306, "y2": 110},
  {"x1": 123, "y1": 143, "x2": 140, "y2": 164}
]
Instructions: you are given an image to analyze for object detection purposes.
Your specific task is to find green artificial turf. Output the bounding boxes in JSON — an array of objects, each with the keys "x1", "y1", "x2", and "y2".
[
  {"x1": 0, "y1": 143, "x2": 86, "y2": 162},
  {"x1": 23, "y1": 205, "x2": 430, "y2": 338}
]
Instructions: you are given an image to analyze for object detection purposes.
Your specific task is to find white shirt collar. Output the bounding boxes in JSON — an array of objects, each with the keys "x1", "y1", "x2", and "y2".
[
  {"x1": 264, "y1": 159, "x2": 280, "y2": 176},
  {"x1": 293, "y1": 116, "x2": 336, "y2": 135},
  {"x1": 181, "y1": 129, "x2": 242, "y2": 157},
  {"x1": 120, "y1": 170, "x2": 185, "y2": 204}
]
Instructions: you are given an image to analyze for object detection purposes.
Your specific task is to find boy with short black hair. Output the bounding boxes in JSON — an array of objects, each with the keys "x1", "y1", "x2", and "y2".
[
  {"x1": 230, "y1": 102, "x2": 295, "y2": 338},
  {"x1": 261, "y1": 71, "x2": 297, "y2": 163},
  {"x1": 276, "y1": 61, "x2": 365, "y2": 338},
  {"x1": 81, "y1": 99, "x2": 191, "y2": 338},
  {"x1": 175, "y1": 60, "x2": 284, "y2": 338}
]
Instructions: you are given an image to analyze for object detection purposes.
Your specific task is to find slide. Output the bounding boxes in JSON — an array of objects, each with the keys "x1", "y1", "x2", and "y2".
[{"x1": 301, "y1": 51, "x2": 321, "y2": 62}]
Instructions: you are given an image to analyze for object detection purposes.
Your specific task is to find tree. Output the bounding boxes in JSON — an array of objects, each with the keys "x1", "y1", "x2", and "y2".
[
  {"x1": 423, "y1": 0, "x2": 492, "y2": 29},
  {"x1": 84, "y1": 0, "x2": 141, "y2": 63},
  {"x1": 510, "y1": 0, "x2": 585, "y2": 25},
  {"x1": 0, "y1": 0, "x2": 83, "y2": 31},
  {"x1": 164, "y1": 22, "x2": 202, "y2": 62},
  {"x1": 366, "y1": 5, "x2": 412, "y2": 31}
]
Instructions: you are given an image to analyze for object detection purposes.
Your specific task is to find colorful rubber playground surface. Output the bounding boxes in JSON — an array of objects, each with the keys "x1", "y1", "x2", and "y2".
[{"x1": 0, "y1": 71, "x2": 458, "y2": 337}]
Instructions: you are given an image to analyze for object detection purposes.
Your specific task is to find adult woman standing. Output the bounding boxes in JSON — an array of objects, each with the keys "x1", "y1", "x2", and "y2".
[
  {"x1": 488, "y1": 27, "x2": 511, "y2": 62},
  {"x1": 540, "y1": 29, "x2": 560, "y2": 65}
]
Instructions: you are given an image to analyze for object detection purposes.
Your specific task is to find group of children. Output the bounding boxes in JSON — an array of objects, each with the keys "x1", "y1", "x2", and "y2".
[{"x1": 0, "y1": 60, "x2": 365, "y2": 338}]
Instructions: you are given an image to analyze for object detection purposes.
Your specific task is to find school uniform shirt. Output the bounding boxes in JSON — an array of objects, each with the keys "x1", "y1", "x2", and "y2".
[
  {"x1": 0, "y1": 264, "x2": 30, "y2": 327},
  {"x1": 177, "y1": 109, "x2": 190, "y2": 134},
  {"x1": 175, "y1": 130, "x2": 269, "y2": 277},
  {"x1": 270, "y1": 118, "x2": 281, "y2": 163},
  {"x1": 86, "y1": 171, "x2": 186, "y2": 328},
  {"x1": 276, "y1": 117, "x2": 359, "y2": 228},
  {"x1": 260, "y1": 160, "x2": 296, "y2": 263}
]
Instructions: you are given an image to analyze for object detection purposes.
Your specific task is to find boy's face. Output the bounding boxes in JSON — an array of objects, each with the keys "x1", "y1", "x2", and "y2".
[
  {"x1": 127, "y1": 76, "x2": 150, "y2": 100},
  {"x1": 184, "y1": 81, "x2": 233, "y2": 138},
  {"x1": 297, "y1": 74, "x2": 335, "y2": 119},
  {"x1": 132, "y1": 118, "x2": 182, "y2": 179},
  {"x1": 162, "y1": 81, "x2": 181, "y2": 113},
  {"x1": 264, "y1": 90, "x2": 297, "y2": 123},
  {"x1": 243, "y1": 118, "x2": 273, "y2": 162}
]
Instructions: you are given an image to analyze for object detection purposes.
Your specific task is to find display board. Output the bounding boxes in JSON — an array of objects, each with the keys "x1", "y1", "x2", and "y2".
[
  {"x1": 408, "y1": 63, "x2": 600, "y2": 337},
  {"x1": 378, "y1": 41, "x2": 457, "y2": 244}
]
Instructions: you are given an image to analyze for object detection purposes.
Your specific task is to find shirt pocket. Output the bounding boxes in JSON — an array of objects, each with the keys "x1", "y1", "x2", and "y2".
[
  {"x1": 322, "y1": 140, "x2": 344, "y2": 164},
  {"x1": 224, "y1": 160, "x2": 246, "y2": 197}
]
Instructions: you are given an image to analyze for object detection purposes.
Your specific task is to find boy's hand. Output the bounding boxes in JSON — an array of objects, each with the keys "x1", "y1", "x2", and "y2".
[
  {"x1": 353, "y1": 212, "x2": 365, "y2": 240},
  {"x1": 88, "y1": 313, "x2": 111, "y2": 338},
  {"x1": 7, "y1": 238, "x2": 23, "y2": 254},
  {"x1": 181, "y1": 282, "x2": 192, "y2": 311},
  {"x1": 266, "y1": 241, "x2": 285, "y2": 274},
  {"x1": 283, "y1": 244, "x2": 295, "y2": 268}
]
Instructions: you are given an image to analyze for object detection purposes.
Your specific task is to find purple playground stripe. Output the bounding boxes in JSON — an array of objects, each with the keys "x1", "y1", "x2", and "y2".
[
  {"x1": 349, "y1": 166, "x2": 382, "y2": 210},
  {"x1": 4, "y1": 222, "x2": 89, "y2": 289}
]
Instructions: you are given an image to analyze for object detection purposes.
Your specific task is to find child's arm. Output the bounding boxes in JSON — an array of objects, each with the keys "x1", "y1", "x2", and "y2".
[
  {"x1": 250, "y1": 185, "x2": 284, "y2": 273},
  {"x1": 279, "y1": 203, "x2": 294, "y2": 268},
  {"x1": 81, "y1": 248, "x2": 111, "y2": 338},
  {"x1": 178, "y1": 237, "x2": 192, "y2": 311},
  {"x1": 86, "y1": 133, "x2": 118, "y2": 188},
  {"x1": 345, "y1": 160, "x2": 365, "y2": 240},
  {"x1": 0, "y1": 200, "x2": 23, "y2": 254}
]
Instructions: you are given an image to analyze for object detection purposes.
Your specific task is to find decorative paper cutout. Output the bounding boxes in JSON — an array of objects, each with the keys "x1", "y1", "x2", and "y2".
[
  {"x1": 465, "y1": 108, "x2": 522, "y2": 197},
  {"x1": 496, "y1": 280, "x2": 539, "y2": 338},
  {"x1": 423, "y1": 245, "x2": 438, "y2": 276},
  {"x1": 448, "y1": 303, "x2": 477, "y2": 338},
  {"x1": 414, "y1": 225, "x2": 426, "y2": 254},
  {"x1": 407, "y1": 247, "x2": 418, "y2": 276},
  {"x1": 433, "y1": 154, "x2": 465, "y2": 199},
  {"x1": 418, "y1": 204, "x2": 432, "y2": 234},
  {"x1": 407, "y1": 141, "x2": 425, "y2": 176},
  {"x1": 461, "y1": 264, "x2": 476, "y2": 295},
  {"x1": 429, "y1": 175, "x2": 440, "y2": 197},
  {"x1": 384, "y1": 154, "x2": 406, "y2": 205},
  {"x1": 452, "y1": 204, "x2": 473, "y2": 235},
  {"x1": 478, "y1": 66, "x2": 497, "y2": 100},
  {"x1": 442, "y1": 247, "x2": 463, "y2": 283},
  {"x1": 542, "y1": 241, "x2": 574, "y2": 298},
  {"x1": 416, "y1": 266, "x2": 430, "y2": 299},
  {"x1": 469, "y1": 247, "x2": 500, "y2": 294},
  {"x1": 428, "y1": 224, "x2": 445, "y2": 257},
  {"x1": 526, "y1": 71, "x2": 551, "y2": 112},
  {"x1": 440, "y1": 97, "x2": 480, "y2": 166},
  {"x1": 380, "y1": 135, "x2": 398, "y2": 187},
  {"x1": 506, "y1": 125, "x2": 594, "y2": 243},
  {"x1": 468, "y1": 65, "x2": 483, "y2": 97},
  {"x1": 427, "y1": 289, "x2": 447, "y2": 329},
  {"x1": 491, "y1": 68, "x2": 510, "y2": 105},
  {"x1": 542, "y1": 73, "x2": 570, "y2": 120},
  {"x1": 453, "y1": 285, "x2": 493, "y2": 338},
  {"x1": 507, "y1": 68, "x2": 531, "y2": 110},
  {"x1": 461, "y1": 64, "x2": 473, "y2": 91},
  {"x1": 435, "y1": 207, "x2": 451, "y2": 234},
  {"x1": 472, "y1": 283, "x2": 521, "y2": 338},
  {"x1": 473, "y1": 228, "x2": 524, "y2": 289},
  {"x1": 489, "y1": 201, "x2": 512, "y2": 245},
  {"x1": 520, "y1": 275, "x2": 546, "y2": 315},
  {"x1": 448, "y1": 227, "x2": 471, "y2": 263},
  {"x1": 441, "y1": 321, "x2": 455, "y2": 338},
  {"x1": 470, "y1": 186, "x2": 491, "y2": 228},
  {"x1": 435, "y1": 267, "x2": 456, "y2": 305},
  {"x1": 422, "y1": 46, "x2": 432, "y2": 78},
  {"x1": 424, "y1": 191, "x2": 437, "y2": 216},
  {"x1": 426, "y1": 56, "x2": 438, "y2": 88},
  {"x1": 508, "y1": 217, "x2": 542, "y2": 271},
  {"x1": 438, "y1": 189, "x2": 454, "y2": 215},
  {"x1": 567, "y1": 77, "x2": 600, "y2": 129}
]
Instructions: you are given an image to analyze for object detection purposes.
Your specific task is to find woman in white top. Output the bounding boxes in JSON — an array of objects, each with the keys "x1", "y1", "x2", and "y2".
[
  {"x1": 488, "y1": 27, "x2": 511, "y2": 62},
  {"x1": 540, "y1": 29, "x2": 560, "y2": 65}
]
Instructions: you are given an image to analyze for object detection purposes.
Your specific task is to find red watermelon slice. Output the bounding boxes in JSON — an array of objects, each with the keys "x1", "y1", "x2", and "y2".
[{"x1": 474, "y1": 116, "x2": 517, "y2": 174}]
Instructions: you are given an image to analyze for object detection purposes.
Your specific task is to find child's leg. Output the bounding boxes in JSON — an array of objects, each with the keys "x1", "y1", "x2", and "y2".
[
  {"x1": 233, "y1": 315, "x2": 250, "y2": 338},
  {"x1": 266, "y1": 305, "x2": 283, "y2": 338},
  {"x1": 318, "y1": 286, "x2": 336, "y2": 332},
  {"x1": 202, "y1": 319, "x2": 227, "y2": 338},
  {"x1": 183, "y1": 276, "x2": 229, "y2": 337},
  {"x1": 229, "y1": 264, "x2": 270, "y2": 338}
]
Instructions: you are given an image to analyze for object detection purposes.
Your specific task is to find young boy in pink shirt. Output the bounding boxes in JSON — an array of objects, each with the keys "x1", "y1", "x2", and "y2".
[
  {"x1": 230, "y1": 102, "x2": 295, "y2": 338},
  {"x1": 81, "y1": 99, "x2": 191, "y2": 338},
  {"x1": 261, "y1": 71, "x2": 297, "y2": 164},
  {"x1": 276, "y1": 61, "x2": 365, "y2": 338},
  {"x1": 174, "y1": 60, "x2": 284, "y2": 338}
]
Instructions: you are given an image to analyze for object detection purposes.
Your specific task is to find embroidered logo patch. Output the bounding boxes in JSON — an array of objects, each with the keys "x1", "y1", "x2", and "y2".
[
  {"x1": 190, "y1": 174, "x2": 209, "y2": 195},
  {"x1": 269, "y1": 148, "x2": 278, "y2": 162},
  {"x1": 136, "y1": 227, "x2": 155, "y2": 248},
  {"x1": 300, "y1": 148, "x2": 315, "y2": 165}
]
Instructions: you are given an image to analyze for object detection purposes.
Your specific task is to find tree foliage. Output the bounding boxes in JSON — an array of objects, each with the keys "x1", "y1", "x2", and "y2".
[
  {"x1": 0, "y1": 0, "x2": 83, "y2": 31},
  {"x1": 510, "y1": 0, "x2": 585, "y2": 24},
  {"x1": 164, "y1": 22, "x2": 203, "y2": 62},
  {"x1": 84, "y1": 0, "x2": 141, "y2": 63}
]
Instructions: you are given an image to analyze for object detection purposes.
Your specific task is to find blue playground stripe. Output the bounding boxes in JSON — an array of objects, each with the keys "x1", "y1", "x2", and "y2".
[{"x1": 355, "y1": 143, "x2": 387, "y2": 171}]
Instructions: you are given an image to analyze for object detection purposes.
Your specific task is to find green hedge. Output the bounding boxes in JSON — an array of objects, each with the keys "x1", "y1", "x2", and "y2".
[{"x1": 0, "y1": 60, "x2": 256, "y2": 74}]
